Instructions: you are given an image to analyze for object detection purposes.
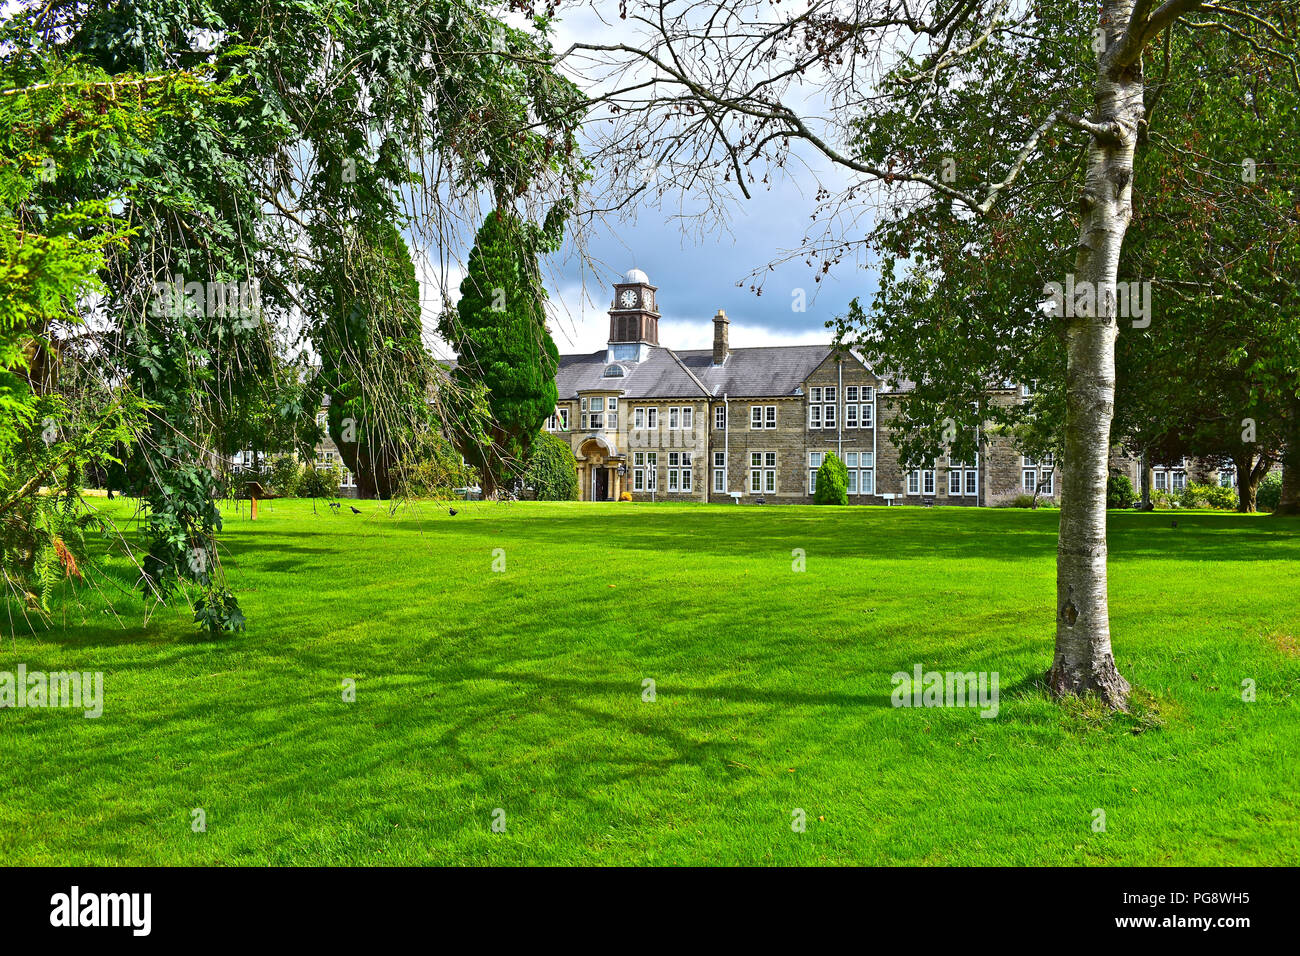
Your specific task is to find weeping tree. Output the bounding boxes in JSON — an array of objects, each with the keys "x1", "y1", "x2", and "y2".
[
  {"x1": 442, "y1": 207, "x2": 562, "y2": 497},
  {"x1": 562, "y1": 0, "x2": 1297, "y2": 707},
  {"x1": 7, "y1": 0, "x2": 585, "y2": 631},
  {"x1": 308, "y1": 222, "x2": 433, "y2": 500}
]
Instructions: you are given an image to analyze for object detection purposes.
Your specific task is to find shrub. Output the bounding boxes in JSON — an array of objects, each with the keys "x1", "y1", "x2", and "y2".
[
  {"x1": 1010, "y1": 493, "x2": 1037, "y2": 508},
  {"x1": 395, "y1": 429, "x2": 477, "y2": 499},
  {"x1": 1178, "y1": 482, "x2": 1236, "y2": 511},
  {"x1": 619, "y1": 492, "x2": 632, "y2": 502},
  {"x1": 267, "y1": 454, "x2": 302, "y2": 497},
  {"x1": 814, "y1": 452, "x2": 849, "y2": 504},
  {"x1": 523, "y1": 432, "x2": 579, "y2": 501},
  {"x1": 1257, "y1": 471, "x2": 1283, "y2": 512},
  {"x1": 299, "y1": 463, "x2": 340, "y2": 499},
  {"x1": 1150, "y1": 489, "x2": 1175, "y2": 509},
  {"x1": 1107, "y1": 474, "x2": 1137, "y2": 509}
]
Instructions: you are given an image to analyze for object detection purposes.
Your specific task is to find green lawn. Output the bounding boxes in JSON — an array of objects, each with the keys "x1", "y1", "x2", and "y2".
[{"x1": 2, "y1": 500, "x2": 1297, "y2": 865}]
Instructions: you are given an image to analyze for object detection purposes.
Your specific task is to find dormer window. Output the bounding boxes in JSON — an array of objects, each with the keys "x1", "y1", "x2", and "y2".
[{"x1": 603, "y1": 364, "x2": 626, "y2": 377}]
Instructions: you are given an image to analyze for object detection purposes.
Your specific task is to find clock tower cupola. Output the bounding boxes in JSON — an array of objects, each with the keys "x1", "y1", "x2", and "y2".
[{"x1": 608, "y1": 268, "x2": 659, "y2": 361}]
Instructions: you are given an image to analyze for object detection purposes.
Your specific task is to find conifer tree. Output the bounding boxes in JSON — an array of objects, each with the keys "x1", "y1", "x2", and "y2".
[{"x1": 444, "y1": 208, "x2": 561, "y2": 496}]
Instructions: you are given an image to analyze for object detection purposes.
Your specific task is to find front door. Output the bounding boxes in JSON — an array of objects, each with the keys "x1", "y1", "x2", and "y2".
[{"x1": 595, "y1": 467, "x2": 609, "y2": 501}]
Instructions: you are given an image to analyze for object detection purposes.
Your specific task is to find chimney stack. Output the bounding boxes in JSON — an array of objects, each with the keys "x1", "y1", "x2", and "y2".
[{"x1": 712, "y1": 309, "x2": 729, "y2": 365}]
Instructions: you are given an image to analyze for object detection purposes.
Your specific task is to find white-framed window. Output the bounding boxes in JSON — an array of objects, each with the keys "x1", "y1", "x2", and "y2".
[
  {"x1": 751, "y1": 452, "x2": 776, "y2": 493},
  {"x1": 764, "y1": 405, "x2": 776, "y2": 429},
  {"x1": 589, "y1": 396, "x2": 604, "y2": 430},
  {"x1": 634, "y1": 407, "x2": 658, "y2": 429},
  {"x1": 669, "y1": 407, "x2": 680, "y2": 429},
  {"x1": 608, "y1": 396, "x2": 617, "y2": 411},
  {"x1": 949, "y1": 468, "x2": 963, "y2": 495},
  {"x1": 824, "y1": 402, "x2": 837, "y2": 429},
  {"x1": 846, "y1": 386, "x2": 859, "y2": 403},
  {"x1": 1039, "y1": 469, "x2": 1055, "y2": 495},
  {"x1": 844, "y1": 452, "x2": 874, "y2": 495},
  {"x1": 1021, "y1": 384, "x2": 1033, "y2": 397},
  {"x1": 860, "y1": 402, "x2": 874, "y2": 429},
  {"x1": 1023, "y1": 469, "x2": 1038, "y2": 493},
  {"x1": 715, "y1": 405, "x2": 726, "y2": 430},
  {"x1": 809, "y1": 451, "x2": 824, "y2": 494},
  {"x1": 964, "y1": 469, "x2": 978, "y2": 497},
  {"x1": 1023, "y1": 454, "x2": 1054, "y2": 495},
  {"x1": 1171, "y1": 470, "x2": 1186, "y2": 492},
  {"x1": 547, "y1": 407, "x2": 570, "y2": 431},
  {"x1": 667, "y1": 452, "x2": 692, "y2": 491},
  {"x1": 316, "y1": 410, "x2": 327, "y2": 427},
  {"x1": 633, "y1": 451, "x2": 659, "y2": 492},
  {"x1": 809, "y1": 387, "x2": 835, "y2": 429},
  {"x1": 809, "y1": 404, "x2": 823, "y2": 429},
  {"x1": 922, "y1": 469, "x2": 935, "y2": 496},
  {"x1": 634, "y1": 407, "x2": 644, "y2": 429},
  {"x1": 810, "y1": 387, "x2": 822, "y2": 403},
  {"x1": 751, "y1": 406, "x2": 764, "y2": 430},
  {"x1": 1154, "y1": 470, "x2": 1168, "y2": 492},
  {"x1": 713, "y1": 451, "x2": 726, "y2": 492},
  {"x1": 846, "y1": 404, "x2": 859, "y2": 428},
  {"x1": 824, "y1": 386, "x2": 836, "y2": 403},
  {"x1": 908, "y1": 471, "x2": 920, "y2": 495},
  {"x1": 682, "y1": 407, "x2": 693, "y2": 430},
  {"x1": 1219, "y1": 469, "x2": 1236, "y2": 488}
]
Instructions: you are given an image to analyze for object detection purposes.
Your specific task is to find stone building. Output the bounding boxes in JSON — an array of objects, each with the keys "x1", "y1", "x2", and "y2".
[{"x1": 550, "y1": 268, "x2": 1083, "y2": 505}]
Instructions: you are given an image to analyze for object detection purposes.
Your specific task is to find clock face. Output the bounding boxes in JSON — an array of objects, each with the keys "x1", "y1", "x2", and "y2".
[
  {"x1": 644, "y1": 290, "x2": 655, "y2": 311},
  {"x1": 619, "y1": 289, "x2": 638, "y2": 309}
]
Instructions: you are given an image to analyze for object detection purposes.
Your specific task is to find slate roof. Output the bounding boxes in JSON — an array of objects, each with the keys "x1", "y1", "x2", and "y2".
[{"x1": 555, "y1": 344, "x2": 856, "y2": 399}]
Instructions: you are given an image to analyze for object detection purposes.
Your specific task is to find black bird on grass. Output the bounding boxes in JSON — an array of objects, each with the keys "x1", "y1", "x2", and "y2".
[
  {"x1": 328, "y1": 501, "x2": 340, "y2": 512},
  {"x1": 350, "y1": 506, "x2": 362, "y2": 514},
  {"x1": 449, "y1": 507, "x2": 458, "y2": 516}
]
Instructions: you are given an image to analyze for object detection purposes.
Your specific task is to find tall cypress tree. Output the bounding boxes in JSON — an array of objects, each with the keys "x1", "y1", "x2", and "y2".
[{"x1": 444, "y1": 208, "x2": 560, "y2": 496}]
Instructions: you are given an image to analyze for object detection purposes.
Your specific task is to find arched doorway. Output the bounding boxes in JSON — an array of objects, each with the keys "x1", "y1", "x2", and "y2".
[{"x1": 578, "y1": 436, "x2": 623, "y2": 501}]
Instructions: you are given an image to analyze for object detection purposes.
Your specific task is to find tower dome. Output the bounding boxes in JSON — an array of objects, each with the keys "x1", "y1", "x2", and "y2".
[{"x1": 624, "y1": 267, "x2": 650, "y2": 285}]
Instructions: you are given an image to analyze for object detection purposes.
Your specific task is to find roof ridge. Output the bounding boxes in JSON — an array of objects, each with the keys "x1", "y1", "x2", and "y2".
[{"x1": 662, "y1": 348, "x2": 713, "y2": 396}]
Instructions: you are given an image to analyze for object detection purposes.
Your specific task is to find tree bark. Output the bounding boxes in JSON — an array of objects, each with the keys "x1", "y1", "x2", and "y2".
[
  {"x1": 1138, "y1": 447, "x2": 1152, "y2": 510},
  {"x1": 1276, "y1": 397, "x2": 1300, "y2": 515},
  {"x1": 1046, "y1": 4, "x2": 1143, "y2": 709},
  {"x1": 1236, "y1": 457, "x2": 1258, "y2": 513}
]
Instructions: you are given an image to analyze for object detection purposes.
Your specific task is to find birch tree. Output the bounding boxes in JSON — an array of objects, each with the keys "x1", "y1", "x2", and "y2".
[{"x1": 559, "y1": 0, "x2": 1298, "y2": 707}]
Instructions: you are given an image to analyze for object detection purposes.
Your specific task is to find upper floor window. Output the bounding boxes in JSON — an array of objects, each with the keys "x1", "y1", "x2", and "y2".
[
  {"x1": 715, "y1": 405, "x2": 726, "y2": 430},
  {"x1": 603, "y1": 364, "x2": 626, "y2": 377}
]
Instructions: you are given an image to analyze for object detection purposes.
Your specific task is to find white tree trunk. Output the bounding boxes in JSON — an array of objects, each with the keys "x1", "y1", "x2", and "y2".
[{"x1": 1046, "y1": 2, "x2": 1147, "y2": 708}]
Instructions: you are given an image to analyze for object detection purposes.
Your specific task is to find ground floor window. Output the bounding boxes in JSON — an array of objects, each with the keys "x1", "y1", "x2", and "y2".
[
  {"x1": 1022, "y1": 455, "x2": 1055, "y2": 495},
  {"x1": 713, "y1": 451, "x2": 725, "y2": 492},
  {"x1": 1220, "y1": 469, "x2": 1236, "y2": 487},
  {"x1": 906, "y1": 468, "x2": 935, "y2": 496},
  {"x1": 667, "y1": 452, "x2": 693, "y2": 492},
  {"x1": 751, "y1": 452, "x2": 776, "y2": 493},
  {"x1": 844, "y1": 452, "x2": 874, "y2": 495},
  {"x1": 633, "y1": 452, "x2": 658, "y2": 492}
]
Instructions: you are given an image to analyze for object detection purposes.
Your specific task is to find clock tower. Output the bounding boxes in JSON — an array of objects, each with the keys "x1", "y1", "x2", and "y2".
[{"x1": 608, "y1": 268, "x2": 659, "y2": 360}]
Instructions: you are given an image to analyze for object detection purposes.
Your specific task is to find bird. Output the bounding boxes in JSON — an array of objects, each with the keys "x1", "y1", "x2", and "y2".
[
  {"x1": 1171, "y1": 519, "x2": 1178, "y2": 528},
  {"x1": 328, "y1": 501, "x2": 340, "y2": 512},
  {"x1": 350, "y1": 506, "x2": 362, "y2": 514},
  {"x1": 448, "y1": 507, "x2": 458, "y2": 516}
]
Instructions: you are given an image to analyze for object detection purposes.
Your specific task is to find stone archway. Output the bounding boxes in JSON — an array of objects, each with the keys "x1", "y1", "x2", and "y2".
[{"x1": 577, "y1": 436, "x2": 622, "y2": 501}]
